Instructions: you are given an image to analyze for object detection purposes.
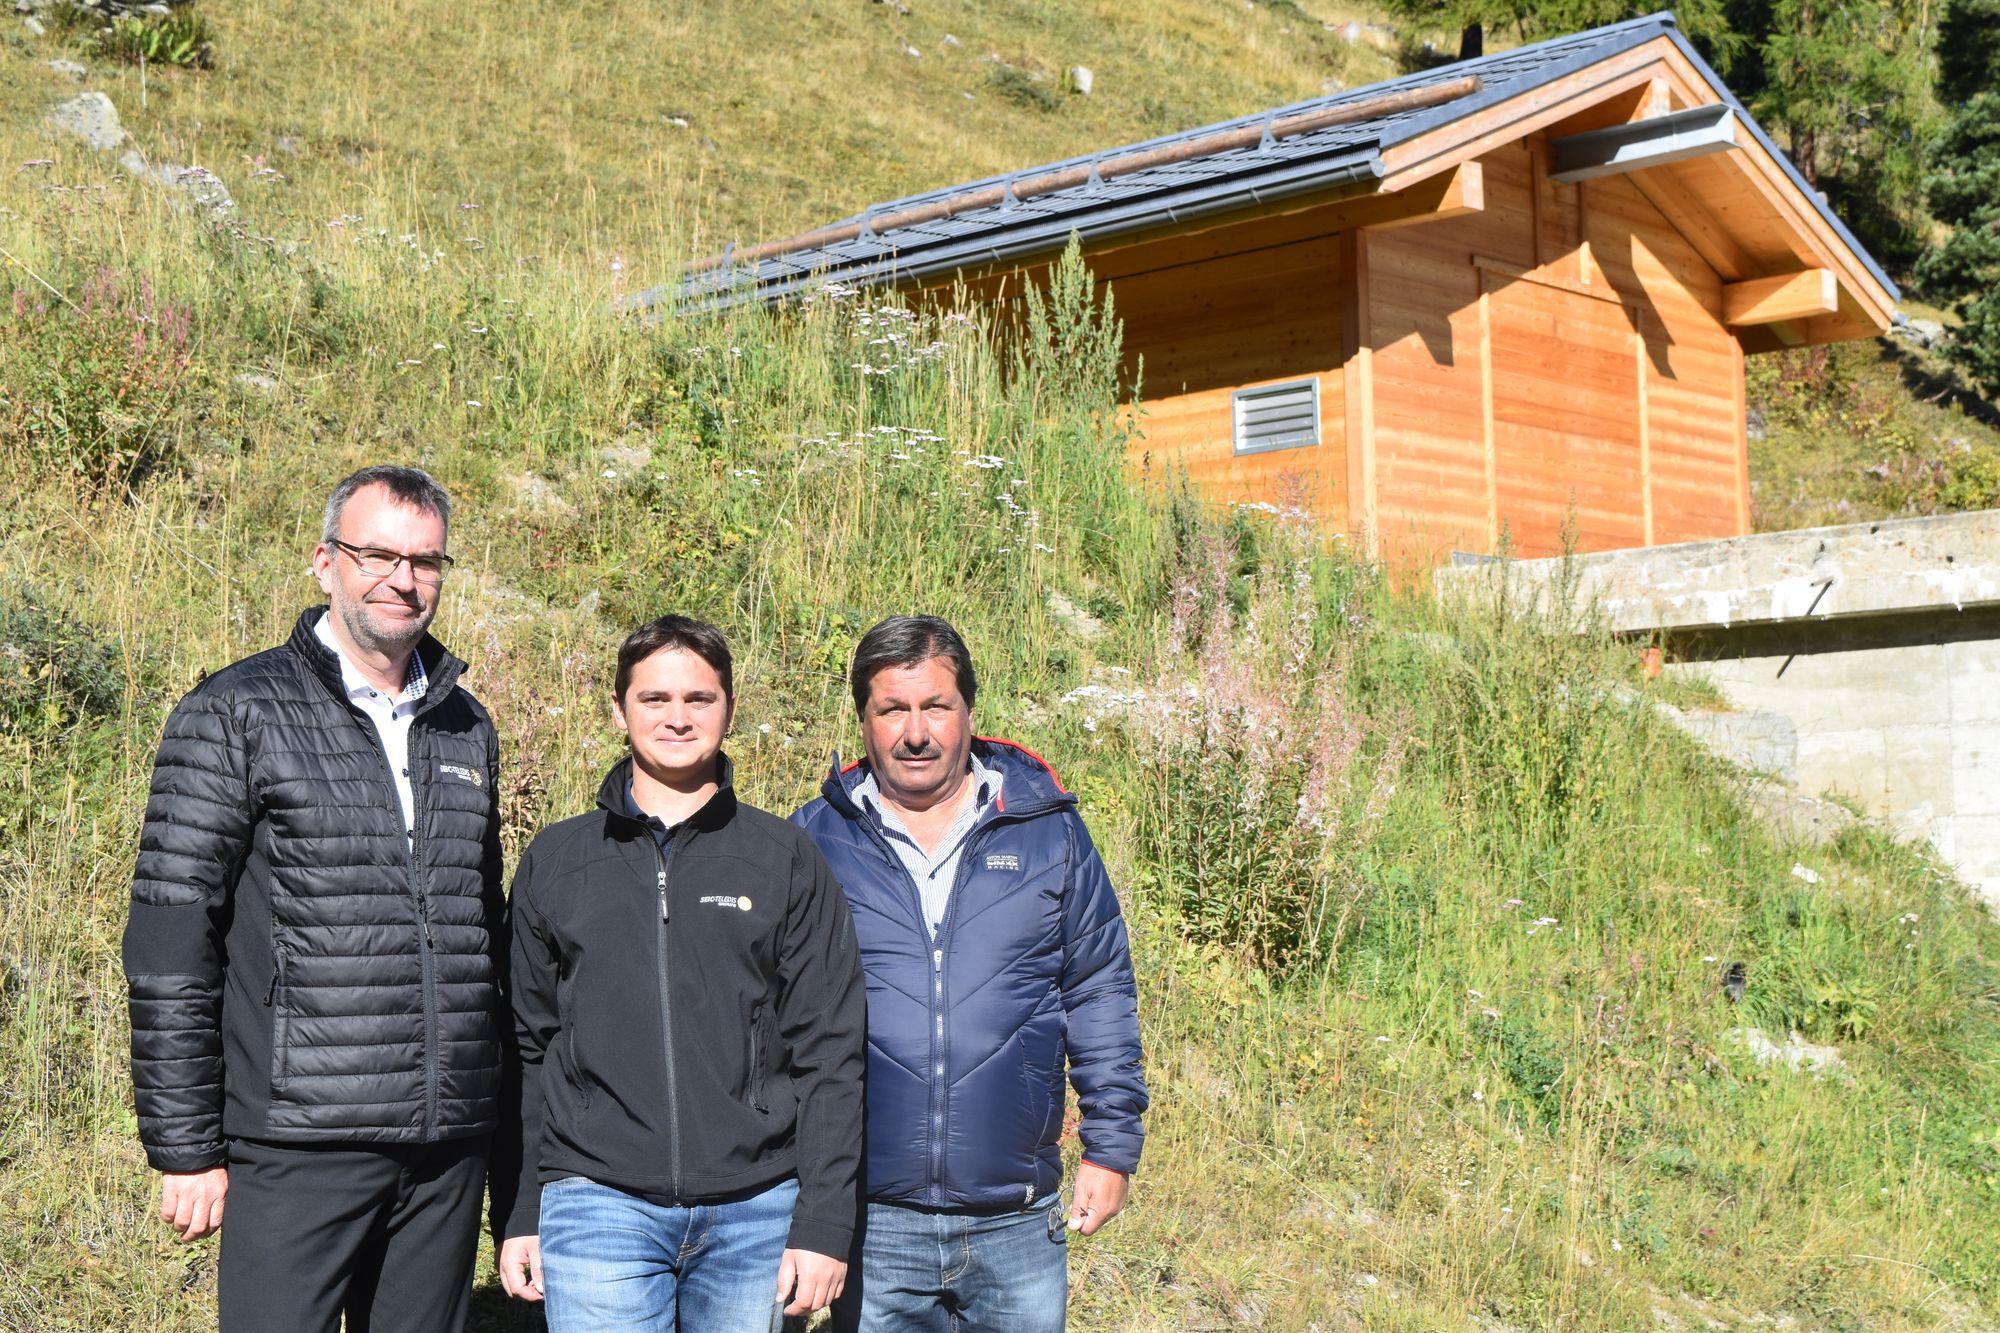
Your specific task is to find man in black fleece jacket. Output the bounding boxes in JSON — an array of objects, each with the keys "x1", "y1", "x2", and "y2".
[{"x1": 494, "y1": 615, "x2": 865, "y2": 1329}]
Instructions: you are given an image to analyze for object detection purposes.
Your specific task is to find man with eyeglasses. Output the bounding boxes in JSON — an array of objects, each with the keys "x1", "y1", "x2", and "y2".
[{"x1": 122, "y1": 464, "x2": 508, "y2": 1332}]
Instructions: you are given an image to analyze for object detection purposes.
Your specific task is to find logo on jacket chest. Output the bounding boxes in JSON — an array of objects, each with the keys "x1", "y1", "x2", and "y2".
[
  {"x1": 700, "y1": 894, "x2": 755, "y2": 912},
  {"x1": 438, "y1": 763, "x2": 483, "y2": 788},
  {"x1": 984, "y1": 853, "x2": 1021, "y2": 872}
]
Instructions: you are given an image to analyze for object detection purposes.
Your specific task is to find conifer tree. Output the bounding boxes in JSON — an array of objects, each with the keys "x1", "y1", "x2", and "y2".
[
  {"x1": 1723, "y1": 0, "x2": 1935, "y2": 264},
  {"x1": 1915, "y1": 0, "x2": 2000, "y2": 397},
  {"x1": 1377, "y1": 0, "x2": 1736, "y2": 67}
]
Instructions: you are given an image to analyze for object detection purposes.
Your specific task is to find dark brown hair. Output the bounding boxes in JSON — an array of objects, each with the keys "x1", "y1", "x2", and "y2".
[
  {"x1": 322, "y1": 465, "x2": 451, "y2": 545},
  {"x1": 615, "y1": 615, "x2": 734, "y2": 702},
  {"x1": 849, "y1": 615, "x2": 977, "y2": 713}
]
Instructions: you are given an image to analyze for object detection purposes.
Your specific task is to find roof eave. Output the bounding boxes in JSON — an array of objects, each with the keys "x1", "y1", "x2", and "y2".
[
  {"x1": 1654, "y1": 25, "x2": 1900, "y2": 305},
  {"x1": 676, "y1": 154, "x2": 1387, "y2": 313}
]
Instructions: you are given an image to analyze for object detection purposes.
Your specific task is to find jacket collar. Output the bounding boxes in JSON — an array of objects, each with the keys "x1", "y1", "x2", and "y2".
[
  {"x1": 819, "y1": 736, "x2": 1073, "y2": 823},
  {"x1": 289, "y1": 605, "x2": 464, "y2": 713},
  {"x1": 595, "y1": 752, "x2": 739, "y2": 836}
]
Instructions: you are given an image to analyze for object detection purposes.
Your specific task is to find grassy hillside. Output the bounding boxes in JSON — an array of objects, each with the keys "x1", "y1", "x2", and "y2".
[
  {"x1": 6, "y1": 3, "x2": 2000, "y2": 1330},
  {"x1": 1747, "y1": 333, "x2": 2000, "y2": 534},
  {"x1": 0, "y1": 0, "x2": 1407, "y2": 263}
]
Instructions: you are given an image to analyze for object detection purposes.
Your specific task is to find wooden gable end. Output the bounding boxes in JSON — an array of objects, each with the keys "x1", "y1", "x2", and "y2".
[{"x1": 1359, "y1": 135, "x2": 1747, "y2": 565}]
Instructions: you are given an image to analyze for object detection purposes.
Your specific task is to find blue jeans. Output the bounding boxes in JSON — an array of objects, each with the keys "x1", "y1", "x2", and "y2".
[
  {"x1": 537, "y1": 1175, "x2": 797, "y2": 1333},
  {"x1": 830, "y1": 1199, "x2": 1068, "y2": 1332}
]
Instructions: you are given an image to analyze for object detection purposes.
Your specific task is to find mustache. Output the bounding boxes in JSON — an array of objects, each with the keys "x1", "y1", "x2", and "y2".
[{"x1": 891, "y1": 742, "x2": 942, "y2": 761}]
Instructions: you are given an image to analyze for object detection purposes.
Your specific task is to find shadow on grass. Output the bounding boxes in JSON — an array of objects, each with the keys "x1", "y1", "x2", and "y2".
[
  {"x1": 468, "y1": 1279, "x2": 544, "y2": 1332},
  {"x1": 466, "y1": 1280, "x2": 818, "y2": 1330},
  {"x1": 1878, "y1": 338, "x2": 2000, "y2": 430}
]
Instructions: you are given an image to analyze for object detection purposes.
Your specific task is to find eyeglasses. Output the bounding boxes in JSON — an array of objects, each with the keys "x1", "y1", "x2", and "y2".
[{"x1": 328, "y1": 538, "x2": 455, "y2": 584}]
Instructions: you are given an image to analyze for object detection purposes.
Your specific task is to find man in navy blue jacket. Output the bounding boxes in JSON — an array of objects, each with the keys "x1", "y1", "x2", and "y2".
[{"x1": 792, "y1": 615, "x2": 1148, "y2": 1332}]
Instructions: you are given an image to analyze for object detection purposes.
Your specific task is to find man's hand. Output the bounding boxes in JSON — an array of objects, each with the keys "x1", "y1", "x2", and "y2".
[
  {"x1": 498, "y1": 1235, "x2": 544, "y2": 1302},
  {"x1": 160, "y1": 1166, "x2": 228, "y2": 1243},
  {"x1": 1067, "y1": 1160, "x2": 1130, "y2": 1236},
  {"x1": 775, "y1": 1247, "x2": 846, "y2": 1316}
]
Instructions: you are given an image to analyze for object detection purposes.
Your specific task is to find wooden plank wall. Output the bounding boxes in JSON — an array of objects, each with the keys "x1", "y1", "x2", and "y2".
[
  {"x1": 960, "y1": 125, "x2": 1747, "y2": 564},
  {"x1": 1361, "y1": 146, "x2": 1534, "y2": 563},
  {"x1": 1585, "y1": 172, "x2": 1746, "y2": 543},
  {"x1": 1107, "y1": 233, "x2": 1348, "y2": 529},
  {"x1": 1363, "y1": 136, "x2": 1745, "y2": 563},
  {"x1": 1488, "y1": 272, "x2": 1647, "y2": 551}
]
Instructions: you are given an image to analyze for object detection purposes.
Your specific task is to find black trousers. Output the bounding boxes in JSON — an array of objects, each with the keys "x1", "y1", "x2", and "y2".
[{"x1": 216, "y1": 1134, "x2": 489, "y2": 1333}]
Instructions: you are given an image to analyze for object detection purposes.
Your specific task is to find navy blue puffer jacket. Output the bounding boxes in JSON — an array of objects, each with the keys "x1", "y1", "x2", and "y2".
[{"x1": 792, "y1": 738, "x2": 1147, "y2": 1210}]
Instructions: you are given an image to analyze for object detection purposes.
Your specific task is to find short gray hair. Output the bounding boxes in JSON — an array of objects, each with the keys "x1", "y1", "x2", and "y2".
[{"x1": 322, "y1": 465, "x2": 452, "y2": 545}]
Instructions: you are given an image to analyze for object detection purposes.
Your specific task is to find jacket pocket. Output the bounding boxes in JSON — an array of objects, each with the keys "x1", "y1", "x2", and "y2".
[
  {"x1": 1022, "y1": 1056, "x2": 1059, "y2": 1149},
  {"x1": 747, "y1": 1003, "x2": 769, "y2": 1114},
  {"x1": 266, "y1": 942, "x2": 293, "y2": 1090},
  {"x1": 562, "y1": 1028, "x2": 593, "y2": 1111}
]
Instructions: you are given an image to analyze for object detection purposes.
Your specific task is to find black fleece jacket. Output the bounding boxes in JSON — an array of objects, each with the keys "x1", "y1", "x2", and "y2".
[{"x1": 495, "y1": 756, "x2": 866, "y2": 1259}]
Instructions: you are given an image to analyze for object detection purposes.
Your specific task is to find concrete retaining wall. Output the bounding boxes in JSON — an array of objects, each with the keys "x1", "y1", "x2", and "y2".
[{"x1": 1438, "y1": 511, "x2": 2000, "y2": 906}]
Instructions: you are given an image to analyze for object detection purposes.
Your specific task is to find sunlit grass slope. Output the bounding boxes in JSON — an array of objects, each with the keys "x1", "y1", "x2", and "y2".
[{"x1": 1, "y1": 0, "x2": 1404, "y2": 274}]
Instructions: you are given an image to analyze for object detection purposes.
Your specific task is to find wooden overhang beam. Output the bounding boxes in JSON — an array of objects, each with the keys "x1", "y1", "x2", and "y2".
[
  {"x1": 1706, "y1": 148, "x2": 1897, "y2": 332},
  {"x1": 1723, "y1": 269, "x2": 1839, "y2": 327},
  {"x1": 1548, "y1": 103, "x2": 1737, "y2": 183}
]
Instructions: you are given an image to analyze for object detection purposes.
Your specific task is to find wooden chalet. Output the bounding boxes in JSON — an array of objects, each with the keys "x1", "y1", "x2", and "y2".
[{"x1": 683, "y1": 13, "x2": 1899, "y2": 565}]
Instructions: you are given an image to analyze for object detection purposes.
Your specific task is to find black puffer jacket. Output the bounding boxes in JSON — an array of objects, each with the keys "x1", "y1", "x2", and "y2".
[{"x1": 123, "y1": 607, "x2": 506, "y2": 1172}]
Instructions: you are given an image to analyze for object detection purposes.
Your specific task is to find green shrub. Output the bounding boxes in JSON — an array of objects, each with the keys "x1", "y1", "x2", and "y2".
[
  {"x1": 1488, "y1": 1013, "x2": 1569, "y2": 1124},
  {"x1": 0, "y1": 589, "x2": 127, "y2": 737},
  {"x1": 1430, "y1": 552, "x2": 1627, "y2": 839},
  {"x1": 89, "y1": 9, "x2": 215, "y2": 69},
  {"x1": 989, "y1": 65, "x2": 1062, "y2": 112}
]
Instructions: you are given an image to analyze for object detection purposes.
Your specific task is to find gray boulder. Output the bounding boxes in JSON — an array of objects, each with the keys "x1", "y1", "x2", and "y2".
[
  {"x1": 1891, "y1": 316, "x2": 1945, "y2": 349},
  {"x1": 1047, "y1": 591, "x2": 1107, "y2": 640},
  {"x1": 46, "y1": 91, "x2": 128, "y2": 152},
  {"x1": 116, "y1": 149, "x2": 236, "y2": 215},
  {"x1": 46, "y1": 58, "x2": 87, "y2": 81}
]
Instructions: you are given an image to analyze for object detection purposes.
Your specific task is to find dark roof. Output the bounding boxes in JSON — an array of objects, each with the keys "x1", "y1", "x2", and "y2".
[{"x1": 673, "y1": 12, "x2": 1896, "y2": 310}]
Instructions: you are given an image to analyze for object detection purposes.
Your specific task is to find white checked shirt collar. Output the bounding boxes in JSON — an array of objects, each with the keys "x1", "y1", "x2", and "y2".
[
  {"x1": 314, "y1": 614, "x2": 426, "y2": 839},
  {"x1": 853, "y1": 754, "x2": 1002, "y2": 939}
]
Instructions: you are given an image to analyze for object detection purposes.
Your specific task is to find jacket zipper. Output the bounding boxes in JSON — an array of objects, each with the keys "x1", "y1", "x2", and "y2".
[
  {"x1": 266, "y1": 941, "x2": 292, "y2": 1084},
  {"x1": 857, "y1": 813, "x2": 998, "y2": 1205},
  {"x1": 408, "y1": 729, "x2": 439, "y2": 1139},
  {"x1": 748, "y1": 1004, "x2": 767, "y2": 1113},
  {"x1": 352, "y1": 699, "x2": 440, "y2": 1139},
  {"x1": 927, "y1": 829, "x2": 996, "y2": 1201},
  {"x1": 653, "y1": 835, "x2": 685, "y2": 1201}
]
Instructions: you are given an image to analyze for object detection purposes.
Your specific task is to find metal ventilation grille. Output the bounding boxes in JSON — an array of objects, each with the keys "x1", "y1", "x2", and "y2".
[{"x1": 1233, "y1": 378, "x2": 1320, "y2": 455}]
